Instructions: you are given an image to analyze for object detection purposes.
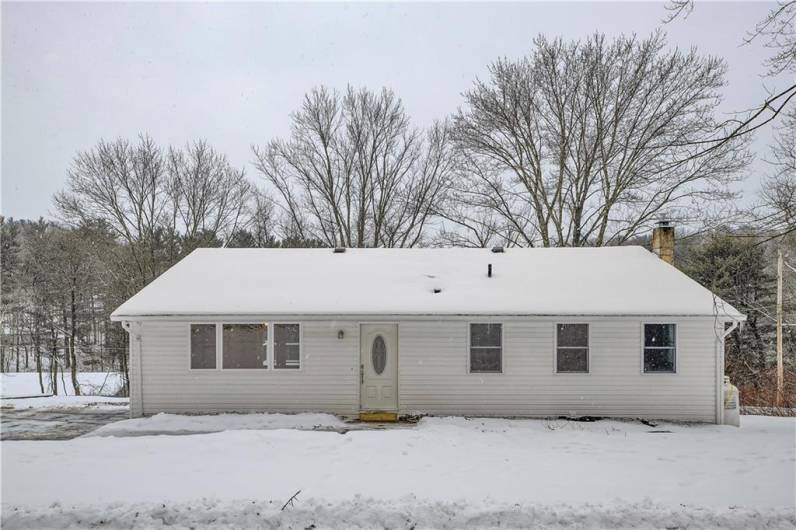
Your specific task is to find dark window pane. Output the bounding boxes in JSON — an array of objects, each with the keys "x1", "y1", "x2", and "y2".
[
  {"x1": 644, "y1": 348, "x2": 676, "y2": 372},
  {"x1": 190, "y1": 324, "x2": 216, "y2": 369},
  {"x1": 557, "y1": 324, "x2": 588, "y2": 348},
  {"x1": 223, "y1": 324, "x2": 268, "y2": 369},
  {"x1": 644, "y1": 324, "x2": 676, "y2": 348},
  {"x1": 371, "y1": 335, "x2": 387, "y2": 375},
  {"x1": 557, "y1": 348, "x2": 588, "y2": 372},
  {"x1": 470, "y1": 347, "x2": 502, "y2": 372},
  {"x1": 470, "y1": 323, "x2": 501, "y2": 347},
  {"x1": 274, "y1": 324, "x2": 300, "y2": 369}
]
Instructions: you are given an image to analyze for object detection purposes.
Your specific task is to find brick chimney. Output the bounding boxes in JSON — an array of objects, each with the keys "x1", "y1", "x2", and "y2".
[{"x1": 651, "y1": 220, "x2": 675, "y2": 265}]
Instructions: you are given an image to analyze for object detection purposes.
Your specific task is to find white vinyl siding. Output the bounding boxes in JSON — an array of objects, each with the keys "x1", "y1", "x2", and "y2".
[
  {"x1": 134, "y1": 320, "x2": 358, "y2": 416},
  {"x1": 128, "y1": 316, "x2": 719, "y2": 422},
  {"x1": 398, "y1": 318, "x2": 716, "y2": 422}
]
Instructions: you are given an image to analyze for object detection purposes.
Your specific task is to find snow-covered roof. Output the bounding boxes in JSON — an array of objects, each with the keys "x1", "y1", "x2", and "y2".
[{"x1": 111, "y1": 247, "x2": 744, "y2": 319}]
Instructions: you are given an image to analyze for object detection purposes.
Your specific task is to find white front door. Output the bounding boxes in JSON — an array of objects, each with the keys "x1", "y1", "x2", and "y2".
[{"x1": 360, "y1": 324, "x2": 398, "y2": 412}]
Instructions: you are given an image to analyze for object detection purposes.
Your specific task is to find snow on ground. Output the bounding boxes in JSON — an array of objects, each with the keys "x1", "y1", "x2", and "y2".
[
  {"x1": 2, "y1": 415, "x2": 794, "y2": 528},
  {"x1": 1, "y1": 372, "x2": 128, "y2": 410},
  {"x1": 87, "y1": 411, "x2": 345, "y2": 437},
  {"x1": 1, "y1": 395, "x2": 129, "y2": 410},
  {"x1": 1, "y1": 371, "x2": 125, "y2": 398}
]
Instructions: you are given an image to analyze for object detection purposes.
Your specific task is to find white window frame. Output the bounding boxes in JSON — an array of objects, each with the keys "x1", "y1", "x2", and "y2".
[
  {"x1": 187, "y1": 322, "x2": 302, "y2": 372},
  {"x1": 272, "y1": 322, "x2": 303, "y2": 371},
  {"x1": 553, "y1": 322, "x2": 590, "y2": 374},
  {"x1": 220, "y1": 322, "x2": 271, "y2": 371},
  {"x1": 187, "y1": 322, "x2": 220, "y2": 371},
  {"x1": 641, "y1": 322, "x2": 678, "y2": 375},
  {"x1": 467, "y1": 322, "x2": 503, "y2": 374}
]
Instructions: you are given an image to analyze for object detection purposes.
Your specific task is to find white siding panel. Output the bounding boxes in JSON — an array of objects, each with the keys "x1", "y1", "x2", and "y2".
[
  {"x1": 138, "y1": 321, "x2": 359, "y2": 415},
  {"x1": 398, "y1": 319, "x2": 717, "y2": 422},
  {"x1": 135, "y1": 317, "x2": 719, "y2": 422}
]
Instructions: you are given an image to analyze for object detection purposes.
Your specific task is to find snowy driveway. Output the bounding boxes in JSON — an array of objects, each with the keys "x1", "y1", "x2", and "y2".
[
  {"x1": 0, "y1": 405, "x2": 130, "y2": 440},
  {"x1": 2, "y1": 415, "x2": 794, "y2": 528}
]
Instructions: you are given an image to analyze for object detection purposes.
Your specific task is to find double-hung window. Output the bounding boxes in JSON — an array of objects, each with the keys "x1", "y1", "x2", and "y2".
[
  {"x1": 556, "y1": 323, "x2": 589, "y2": 373},
  {"x1": 190, "y1": 324, "x2": 217, "y2": 369},
  {"x1": 643, "y1": 323, "x2": 676, "y2": 373},
  {"x1": 274, "y1": 323, "x2": 301, "y2": 369},
  {"x1": 469, "y1": 323, "x2": 502, "y2": 373}
]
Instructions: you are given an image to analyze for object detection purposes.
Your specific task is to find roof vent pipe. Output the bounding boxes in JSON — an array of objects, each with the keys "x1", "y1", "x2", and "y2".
[{"x1": 488, "y1": 263, "x2": 492, "y2": 278}]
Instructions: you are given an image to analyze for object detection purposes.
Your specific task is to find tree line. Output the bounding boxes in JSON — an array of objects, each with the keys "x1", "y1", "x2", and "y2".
[{"x1": 1, "y1": 31, "x2": 794, "y2": 406}]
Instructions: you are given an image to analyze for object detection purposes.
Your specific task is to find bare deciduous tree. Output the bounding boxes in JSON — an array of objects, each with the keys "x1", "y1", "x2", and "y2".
[
  {"x1": 748, "y1": 0, "x2": 796, "y2": 75},
  {"x1": 55, "y1": 135, "x2": 255, "y2": 286},
  {"x1": 664, "y1": 1, "x2": 796, "y2": 158},
  {"x1": 253, "y1": 86, "x2": 455, "y2": 248},
  {"x1": 447, "y1": 33, "x2": 750, "y2": 247},
  {"x1": 166, "y1": 140, "x2": 252, "y2": 249},
  {"x1": 667, "y1": 0, "x2": 795, "y2": 75},
  {"x1": 761, "y1": 109, "x2": 796, "y2": 234},
  {"x1": 55, "y1": 135, "x2": 171, "y2": 285}
]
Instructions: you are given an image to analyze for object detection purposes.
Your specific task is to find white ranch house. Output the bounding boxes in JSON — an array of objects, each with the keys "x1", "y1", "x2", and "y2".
[{"x1": 111, "y1": 243, "x2": 744, "y2": 423}]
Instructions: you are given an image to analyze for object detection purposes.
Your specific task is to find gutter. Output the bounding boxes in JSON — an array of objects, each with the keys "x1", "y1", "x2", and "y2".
[{"x1": 110, "y1": 312, "x2": 748, "y2": 322}]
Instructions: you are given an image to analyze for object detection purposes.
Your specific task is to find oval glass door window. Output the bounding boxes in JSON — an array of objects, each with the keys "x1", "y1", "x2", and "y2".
[{"x1": 371, "y1": 335, "x2": 387, "y2": 375}]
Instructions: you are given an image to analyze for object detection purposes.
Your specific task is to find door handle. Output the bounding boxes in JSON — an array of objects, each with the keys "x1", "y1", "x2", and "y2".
[{"x1": 360, "y1": 364, "x2": 364, "y2": 384}]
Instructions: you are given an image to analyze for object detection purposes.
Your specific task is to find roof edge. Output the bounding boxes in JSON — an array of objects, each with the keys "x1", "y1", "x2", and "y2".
[{"x1": 111, "y1": 312, "x2": 746, "y2": 322}]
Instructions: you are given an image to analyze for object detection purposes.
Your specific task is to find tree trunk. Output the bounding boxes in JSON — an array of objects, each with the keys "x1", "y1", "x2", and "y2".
[
  {"x1": 120, "y1": 340, "x2": 130, "y2": 397},
  {"x1": 62, "y1": 308, "x2": 71, "y2": 369},
  {"x1": 15, "y1": 333, "x2": 20, "y2": 372},
  {"x1": 50, "y1": 327, "x2": 58, "y2": 395},
  {"x1": 69, "y1": 286, "x2": 80, "y2": 396},
  {"x1": 60, "y1": 363, "x2": 67, "y2": 396},
  {"x1": 50, "y1": 353, "x2": 58, "y2": 396},
  {"x1": 14, "y1": 317, "x2": 20, "y2": 372},
  {"x1": 35, "y1": 345, "x2": 43, "y2": 394}
]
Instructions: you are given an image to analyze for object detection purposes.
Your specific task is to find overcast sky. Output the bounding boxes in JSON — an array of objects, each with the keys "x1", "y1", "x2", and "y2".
[{"x1": 1, "y1": 1, "x2": 789, "y2": 220}]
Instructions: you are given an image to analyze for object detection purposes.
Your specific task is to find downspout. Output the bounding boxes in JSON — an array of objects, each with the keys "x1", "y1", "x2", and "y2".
[
  {"x1": 123, "y1": 321, "x2": 144, "y2": 418},
  {"x1": 716, "y1": 320, "x2": 740, "y2": 424}
]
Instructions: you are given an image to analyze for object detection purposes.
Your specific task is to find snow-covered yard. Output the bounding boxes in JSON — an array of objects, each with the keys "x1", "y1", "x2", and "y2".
[
  {"x1": 1, "y1": 372, "x2": 128, "y2": 410},
  {"x1": 87, "y1": 411, "x2": 347, "y2": 437},
  {"x1": 1, "y1": 373, "x2": 129, "y2": 441},
  {"x1": 2, "y1": 414, "x2": 794, "y2": 528}
]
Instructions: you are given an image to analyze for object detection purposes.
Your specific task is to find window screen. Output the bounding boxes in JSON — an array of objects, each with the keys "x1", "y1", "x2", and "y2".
[
  {"x1": 223, "y1": 324, "x2": 268, "y2": 369},
  {"x1": 470, "y1": 323, "x2": 502, "y2": 373},
  {"x1": 274, "y1": 324, "x2": 300, "y2": 369},
  {"x1": 190, "y1": 324, "x2": 216, "y2": 369},
  {"x1": 556, "y1": 323, "x2": 589, "y2": 373},
  {"x1": 644, "y1": 324, "x2": 676, "y2": 373}
]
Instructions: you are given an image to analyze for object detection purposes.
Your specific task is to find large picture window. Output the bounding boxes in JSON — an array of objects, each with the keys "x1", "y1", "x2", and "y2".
[
  {"x1": 469, "y1": 323, "x2": 502, "y2": 373},
  {"x1": 644, "y1": 324, "x2": 676, "y2": 373},
  {"x1": 223, "y1": 324, "x2": 268, "y2": 369},
  {"x1": 190, "y1": 324, "x2": 216, "y2": 369},
  {"x1": 556, "y1": 323, "x2": 589, "y2": 373},
  {"x1": 274, "y1": 323, "x2": 301, "y2": 369}
]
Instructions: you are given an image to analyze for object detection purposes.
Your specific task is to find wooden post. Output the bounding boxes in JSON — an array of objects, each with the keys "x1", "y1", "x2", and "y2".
[{"x1": 776, "y1": 248, "x2": 784, "y2": 408}]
